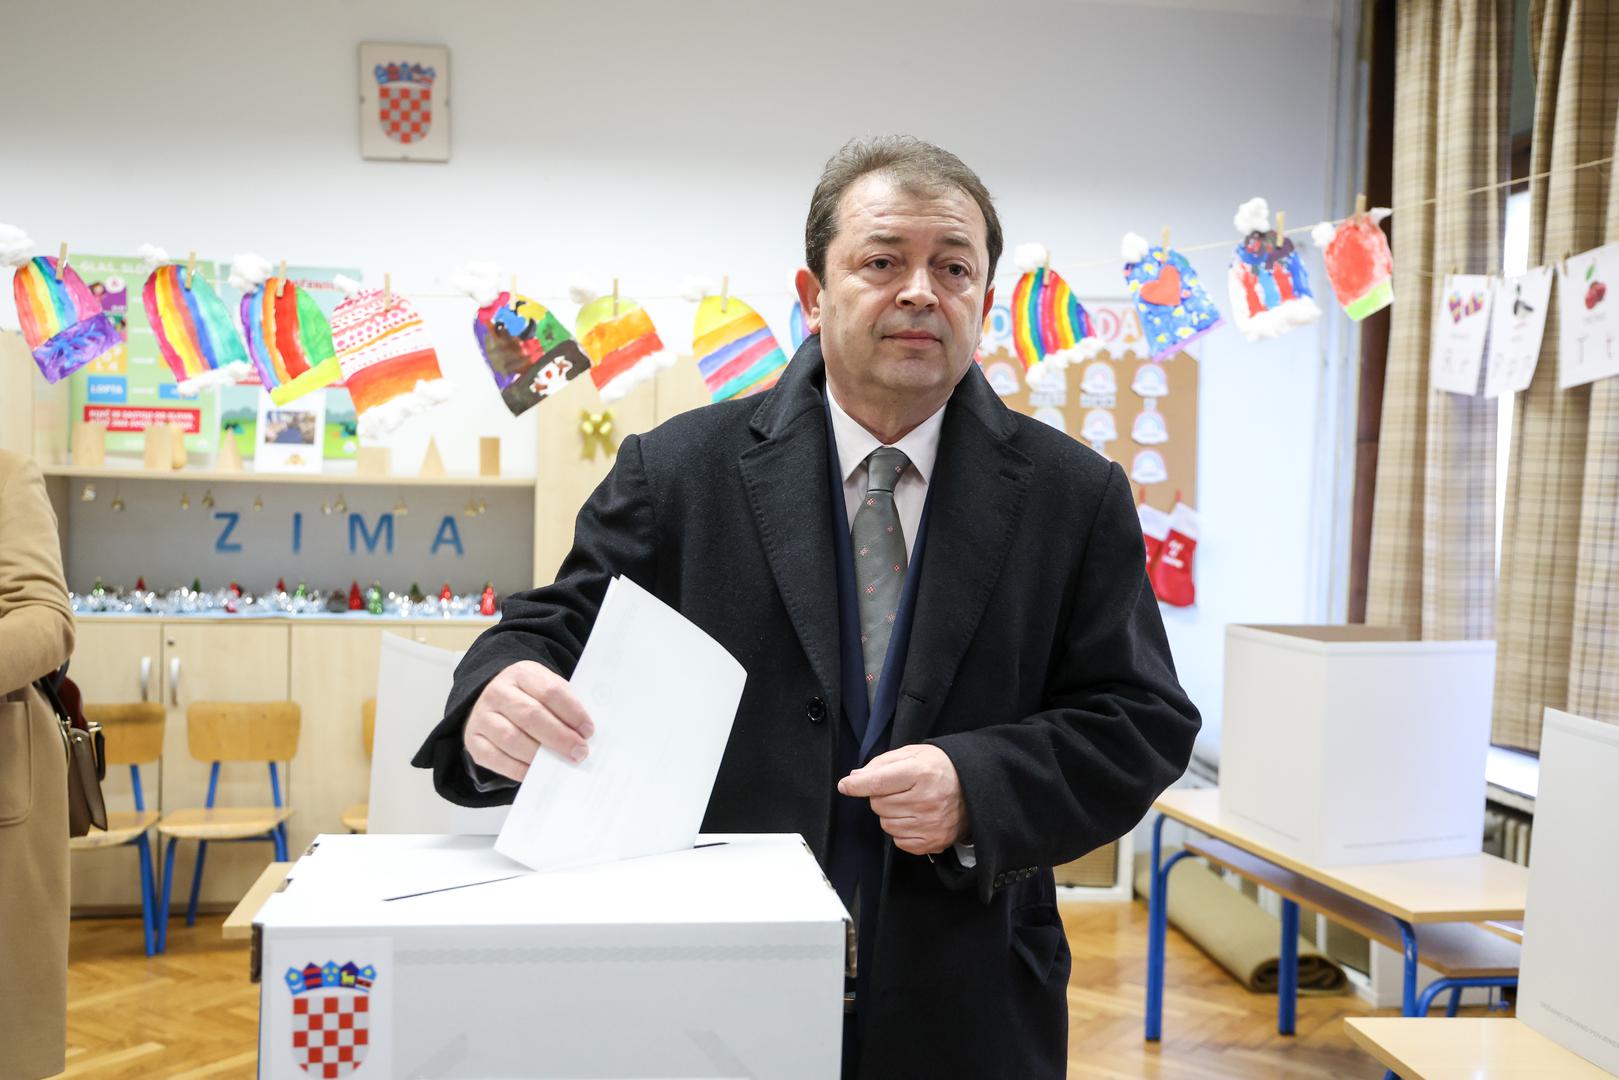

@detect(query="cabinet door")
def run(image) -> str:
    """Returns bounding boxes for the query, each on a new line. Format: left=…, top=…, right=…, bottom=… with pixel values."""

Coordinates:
left=69, top=622, right=164, bottom=913
left=160, top=623, right=291, bottom=910
left=410, top=625, right=487, bottom=652
left=286, top=626, right=386, bottom=855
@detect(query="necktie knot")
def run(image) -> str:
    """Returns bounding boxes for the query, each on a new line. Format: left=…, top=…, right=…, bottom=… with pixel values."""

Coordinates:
left=865, top=446, right=910, bottom=496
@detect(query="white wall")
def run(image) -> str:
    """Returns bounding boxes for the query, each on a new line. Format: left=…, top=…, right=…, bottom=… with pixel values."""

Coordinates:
left=1, top=0, right=1349, bottom=751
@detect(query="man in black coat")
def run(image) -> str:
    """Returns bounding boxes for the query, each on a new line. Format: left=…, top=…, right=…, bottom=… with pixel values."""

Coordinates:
left=415, top=135, right=1200, bottom=1079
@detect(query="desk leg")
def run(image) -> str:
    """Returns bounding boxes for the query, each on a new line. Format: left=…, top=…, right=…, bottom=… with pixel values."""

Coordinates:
left=1396, top=918, right=1419, bottom=1016
left=1277, top=898, right=1299, bottom=1035
left=1144, top=813, right=1192, bottom=1042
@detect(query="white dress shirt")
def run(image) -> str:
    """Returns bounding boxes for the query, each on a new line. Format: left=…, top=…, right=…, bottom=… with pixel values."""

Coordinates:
left=825, top=387, right=976, bottom=868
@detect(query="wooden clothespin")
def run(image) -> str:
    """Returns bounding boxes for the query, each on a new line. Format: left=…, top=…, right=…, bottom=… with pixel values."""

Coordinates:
left=510, top=274, right=517, bottom=297
left=1160, top=227, right=1170, bottom=252
left=1354, top=194, right=1367, bottom=221
left=186, top=251, right=197, bottom=289
left=56, top=242, right=68, bottom=281
left=721, top=274, right=730, bottom=314
left=1274, top=211, right=1286, bottom=245
left=276, top=260, right=287, bottom=298
left=384, top=272, right=392, bottom=301
left=611, top=277, right=619, bottom=318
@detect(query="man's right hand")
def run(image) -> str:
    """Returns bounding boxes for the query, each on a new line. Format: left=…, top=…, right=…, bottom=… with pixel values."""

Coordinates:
left=463, top=661, right=594, bottom=783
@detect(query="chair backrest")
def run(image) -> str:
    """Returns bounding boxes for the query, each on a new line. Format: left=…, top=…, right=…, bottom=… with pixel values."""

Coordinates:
left=186, top=701, right=301, bottom=763
left=83, top=702, right=165, bottom=766
left=362, top=698, right=376, bottom=759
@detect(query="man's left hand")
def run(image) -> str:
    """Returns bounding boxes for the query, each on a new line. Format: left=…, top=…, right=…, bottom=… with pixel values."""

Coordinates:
left=837, top=744, right=968, bottom=856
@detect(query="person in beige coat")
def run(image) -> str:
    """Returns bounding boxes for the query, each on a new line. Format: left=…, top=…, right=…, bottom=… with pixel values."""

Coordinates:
left=0, top=449, right=74, bottom=1079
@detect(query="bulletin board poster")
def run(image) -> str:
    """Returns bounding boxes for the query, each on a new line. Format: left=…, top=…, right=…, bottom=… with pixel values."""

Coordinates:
left=977, top=299, right=1198, bottom=512
left=66, top=254, right=220, bottom=457
left=216, top=263, right=364, bottom=463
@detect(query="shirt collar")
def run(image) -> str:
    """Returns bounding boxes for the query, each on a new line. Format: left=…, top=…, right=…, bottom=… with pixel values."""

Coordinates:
left=825, top=385, right=946, bottom=486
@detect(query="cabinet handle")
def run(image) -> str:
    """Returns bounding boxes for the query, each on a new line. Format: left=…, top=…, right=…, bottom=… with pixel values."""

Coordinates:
left=140, top=657, right=152, bottom=702
left=169, top=657, right=182, bottom=708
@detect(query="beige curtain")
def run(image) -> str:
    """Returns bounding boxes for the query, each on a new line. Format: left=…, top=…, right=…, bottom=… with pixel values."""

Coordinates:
left=1365, top=0, right=1512, bottom=639
left=1493, top=0, right=1619, bottom=750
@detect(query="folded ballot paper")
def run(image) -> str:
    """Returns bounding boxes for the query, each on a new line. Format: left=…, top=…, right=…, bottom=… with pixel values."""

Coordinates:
left=494, top=575, right=747, bottom=872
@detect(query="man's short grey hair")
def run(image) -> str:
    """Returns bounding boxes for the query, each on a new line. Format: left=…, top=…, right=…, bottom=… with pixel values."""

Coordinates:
left=804, top=136, right=1002, bottom=286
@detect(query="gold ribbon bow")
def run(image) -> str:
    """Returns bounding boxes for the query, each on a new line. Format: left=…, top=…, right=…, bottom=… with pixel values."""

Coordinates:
left=578, top=410, right=617, bottom=460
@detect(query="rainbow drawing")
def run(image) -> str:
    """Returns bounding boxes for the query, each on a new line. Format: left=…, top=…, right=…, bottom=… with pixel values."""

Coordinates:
left=239, top=278, right=342, bottom=405
left=12, top=256, right=121, bottom=382
left=142, top=264, right=250, bottom=394
left=1009, top=245, right=1103, bottom=390
left=330, top=287, right=451, bottom=438
left=575, top=289, right=670, bottom=403
left=692, top=295, right=789, bottom=402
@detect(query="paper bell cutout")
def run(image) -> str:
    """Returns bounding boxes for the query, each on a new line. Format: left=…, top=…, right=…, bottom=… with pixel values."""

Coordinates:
left=692, top=294, right=790, bottom=403
left=12, top=256, right=121, bottom=382
left=143, top=264, right=251, bottom=394
left=330, top=287, right=451, bottom=438
left=787, top=300, right=810, bottom=352
left=240, top=277, right=342, bottom=405
left=575, top=285, right=672, bottom=403
left=1011, top=244, right=1103, bottom=389
left=1122, top=234, right=1224, bottom=360
left=1131, top=449, right=1168, bottom=485
left=1227, top=197, right=1322, bottom=341
left=1081, top=409, right=1117, bottom=444
left=1132, top=363, right=1169, bottom=399
left=1313, top=213, right=1394, bottom=321
left=1131, top=410, right=1169, bottom=445
left=473, top=292, right=591, bottom=417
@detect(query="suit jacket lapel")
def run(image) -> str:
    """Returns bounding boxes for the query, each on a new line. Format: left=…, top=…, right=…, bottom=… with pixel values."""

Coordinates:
left=894, top=364, right=1034, bottom=748
left=738, top=339, right=842, bottom=706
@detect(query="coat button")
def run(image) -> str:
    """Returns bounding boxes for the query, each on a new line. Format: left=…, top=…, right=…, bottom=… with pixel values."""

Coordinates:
left=806, top=696, right=827, bottom=724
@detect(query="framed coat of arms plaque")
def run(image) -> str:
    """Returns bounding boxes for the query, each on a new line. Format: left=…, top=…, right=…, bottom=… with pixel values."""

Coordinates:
left=358, top=43, right=449, bottom=162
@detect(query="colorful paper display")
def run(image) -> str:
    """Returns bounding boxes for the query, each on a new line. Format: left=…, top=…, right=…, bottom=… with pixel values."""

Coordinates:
left=1121, top=235, right=1224, bottom=360
left=1312, top=213, right=1394, bottom=321
left=1227, top=198, right=1321, bottom=341
left=142, top=264, right=251, bottom=394
left=240, top=278, right=342, bottom=405
left=1010, top=245, right=1104, bottom=389
left=474, top=291, right=592, bottom=416
left=329, top=287, right=451, bottom=438
left=691, top=295, right=789, bottom=402
left=574, top=290, right=669, bottom=403
left=12, top=256, right=121, bottom=382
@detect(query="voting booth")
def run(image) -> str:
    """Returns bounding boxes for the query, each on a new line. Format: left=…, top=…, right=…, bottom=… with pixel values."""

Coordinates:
left=254, top=833, right=849, bottom=1079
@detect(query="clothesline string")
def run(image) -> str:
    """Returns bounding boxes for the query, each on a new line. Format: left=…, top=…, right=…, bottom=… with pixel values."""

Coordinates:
left=138, top=152, right=1616, bottom=303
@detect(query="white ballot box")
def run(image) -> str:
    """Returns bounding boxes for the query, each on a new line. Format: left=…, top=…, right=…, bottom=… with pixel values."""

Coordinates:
left=1220, top=624, right=1494, bottom=866
left=254, top=833, right=849, bottom=1080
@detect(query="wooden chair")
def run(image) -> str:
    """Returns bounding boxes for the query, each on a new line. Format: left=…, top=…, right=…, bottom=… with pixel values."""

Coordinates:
left=340, top=698, right=376, bottom=833
left=156, top=701, right=298, bottom=952
left=70, top=703, right=164, bottom=956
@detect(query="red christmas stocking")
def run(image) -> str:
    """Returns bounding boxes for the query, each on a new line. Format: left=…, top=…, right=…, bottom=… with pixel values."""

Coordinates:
left=1150, top=501, right=1199, bottom=607
left=1138, top=502, right=1170, bottom=575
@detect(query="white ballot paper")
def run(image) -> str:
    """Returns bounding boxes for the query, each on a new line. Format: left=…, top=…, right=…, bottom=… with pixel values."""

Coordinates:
left=495, top=575, right=747, bottom=872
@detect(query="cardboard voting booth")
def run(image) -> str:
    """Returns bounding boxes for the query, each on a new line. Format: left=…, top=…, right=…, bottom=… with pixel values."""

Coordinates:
left=1220, top=624, right=1494, bottom=866
left=254, top=833, right=849, bottom=1079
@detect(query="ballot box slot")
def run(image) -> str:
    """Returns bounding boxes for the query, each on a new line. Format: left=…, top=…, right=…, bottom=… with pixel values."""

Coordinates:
left=382, top=874, right=525, bottom=902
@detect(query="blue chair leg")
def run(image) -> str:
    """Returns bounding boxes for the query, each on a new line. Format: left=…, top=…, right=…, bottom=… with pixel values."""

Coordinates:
left=135, top=833, right=157, bottom=957
left=1396, top=919, right=1419, bottom=1016
left=273, top=824, right=287, bottom=862
left=158, top=838, right=179, bottom=953
left=186, top=839, right=208, bottom=926
left=1447, top=985, right=1463, bottom=1017
left=1145, top=814, right=1193, bottom=1042
left=1277, top=898, right=1299, bottom=1036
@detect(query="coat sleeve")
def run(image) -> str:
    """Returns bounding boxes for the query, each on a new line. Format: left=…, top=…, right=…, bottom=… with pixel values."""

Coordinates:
left=927, top=460, right=1200, bottom=902
left=0, top=455, right=75, bottom=695
left=412, top=433, right=659, bottom=806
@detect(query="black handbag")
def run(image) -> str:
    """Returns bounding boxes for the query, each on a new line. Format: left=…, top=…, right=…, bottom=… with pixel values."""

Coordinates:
left=34, top=666, right=106, bottom=837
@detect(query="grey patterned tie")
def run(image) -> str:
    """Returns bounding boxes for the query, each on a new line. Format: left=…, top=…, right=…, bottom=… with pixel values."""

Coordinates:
left=851, top=446, right=911, bottom=707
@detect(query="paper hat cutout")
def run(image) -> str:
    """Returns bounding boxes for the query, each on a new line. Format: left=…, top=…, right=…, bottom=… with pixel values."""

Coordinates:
left=1081, top=409, right=1117, bottom=444
left=1131, top=409, right=1169, bottom=445
left=1081, top=363, right=1117, bottom=396
left=12, top=256, right=121, bottom=382
left=1132, top=363, right=1169, bottom=398
left=143, top=264, right=251, bottom=395
left=239, top=277, right=341, bottom=405
left=473, top=292, right=591, bottom=417
left=1228, top=198, right=1322, bottom=341
left=1011, top=244, right=1104, bottom=390
left=692, top=295, right=790, bottom=402
left=1131, top=449, right=1168, bottom=485
left=787, top=301, right=809, bottom=351
left=330, top=288, right=451, bottom=438
left=573, top=283, right=671, bottom=402
left=1313, top=213, right=1394, bottom=321
left=1121, top=234, right=1224, bottom=360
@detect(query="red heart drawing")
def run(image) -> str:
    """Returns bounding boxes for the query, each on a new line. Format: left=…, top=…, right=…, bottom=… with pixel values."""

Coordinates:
left=1139, top=263, right=1183, bottom=307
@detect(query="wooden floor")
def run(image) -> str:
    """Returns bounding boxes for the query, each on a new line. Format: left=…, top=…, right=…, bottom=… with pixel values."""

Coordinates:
left=62, top=900, right=1491, bottom=1078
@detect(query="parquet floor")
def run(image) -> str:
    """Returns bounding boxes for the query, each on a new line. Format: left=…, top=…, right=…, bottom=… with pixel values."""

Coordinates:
left=60, top=901, right=1477, bottom=1078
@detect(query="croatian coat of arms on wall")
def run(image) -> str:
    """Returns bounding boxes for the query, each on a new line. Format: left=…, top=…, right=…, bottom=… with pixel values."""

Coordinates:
left=358, top=43, right=449, bottom=162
